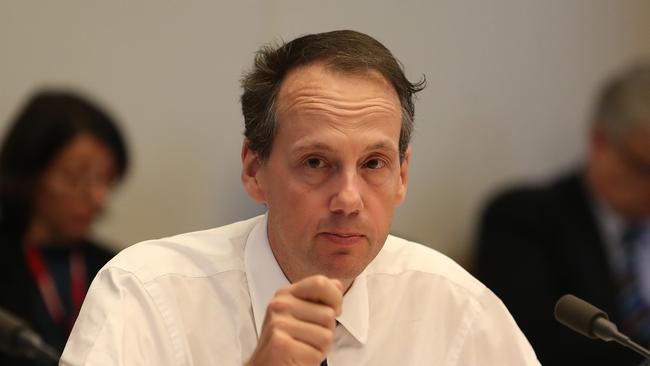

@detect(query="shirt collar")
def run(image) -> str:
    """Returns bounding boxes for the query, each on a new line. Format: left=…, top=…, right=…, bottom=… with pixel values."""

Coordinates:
left=244, top=214, right=289, bottom=339
left=338, top=265, right=369, bottom=344
left=244, top=213, right=369, bottom=344
left=591, top=193, right=650, bottom=241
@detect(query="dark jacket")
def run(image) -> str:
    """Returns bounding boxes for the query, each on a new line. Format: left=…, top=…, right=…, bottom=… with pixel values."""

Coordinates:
left=475, top=171, right=644, bottom=365
left=0, top=232, right=115, bottom=366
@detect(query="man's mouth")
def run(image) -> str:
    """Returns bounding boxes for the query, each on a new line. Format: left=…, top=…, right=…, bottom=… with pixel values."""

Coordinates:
left=320, top=232, right=365, bottom=245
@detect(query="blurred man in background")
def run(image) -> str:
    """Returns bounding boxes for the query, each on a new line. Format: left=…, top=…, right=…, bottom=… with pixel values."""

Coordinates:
left=476, top=62, right=650, bottom=365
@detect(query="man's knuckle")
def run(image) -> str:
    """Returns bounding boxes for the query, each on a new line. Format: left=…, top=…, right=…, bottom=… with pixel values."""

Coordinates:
left=312, top=274, right=329, bottom=287
left=267, top=297, right=290, bottom=313
left=323, top=307, right=336, bottom=322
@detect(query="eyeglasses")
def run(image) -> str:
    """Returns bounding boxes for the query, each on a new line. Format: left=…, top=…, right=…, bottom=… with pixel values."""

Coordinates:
left=48, top=165, right=117, bottom=196
left=617, top=144, right=650, bottom=177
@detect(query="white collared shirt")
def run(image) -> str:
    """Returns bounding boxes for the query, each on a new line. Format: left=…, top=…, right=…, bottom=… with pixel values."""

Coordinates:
left=62, top=215, right=539, bottom=365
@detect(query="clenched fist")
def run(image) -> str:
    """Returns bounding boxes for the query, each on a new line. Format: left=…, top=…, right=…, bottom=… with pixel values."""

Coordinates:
left=245, top=275, right=343, bottom=366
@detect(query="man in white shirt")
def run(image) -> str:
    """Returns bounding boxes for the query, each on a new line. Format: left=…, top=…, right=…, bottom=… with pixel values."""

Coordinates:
left=62, top=30, right=539, bottom=365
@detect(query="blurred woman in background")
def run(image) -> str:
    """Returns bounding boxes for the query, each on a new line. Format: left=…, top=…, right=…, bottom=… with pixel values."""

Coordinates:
left=0, top=90, right=129, bottom=365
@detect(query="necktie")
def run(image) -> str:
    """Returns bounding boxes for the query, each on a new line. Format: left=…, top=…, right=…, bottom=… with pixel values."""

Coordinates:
left=320, top=320, right=340, bottom=365
left=617, top=225, right=650, bottom=346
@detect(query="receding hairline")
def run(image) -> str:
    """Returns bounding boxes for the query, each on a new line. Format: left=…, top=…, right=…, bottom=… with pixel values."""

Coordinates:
left=282, top=61, right=402, bottom=114
left=277, top=61, right=400, bottom=108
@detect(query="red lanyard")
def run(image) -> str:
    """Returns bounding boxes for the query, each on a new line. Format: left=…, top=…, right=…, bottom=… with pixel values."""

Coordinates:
left=24, top=245, right=87, bottom=332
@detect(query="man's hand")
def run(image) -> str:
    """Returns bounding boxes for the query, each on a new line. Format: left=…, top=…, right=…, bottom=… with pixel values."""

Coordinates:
left=245, top=275, right=343, bottom=366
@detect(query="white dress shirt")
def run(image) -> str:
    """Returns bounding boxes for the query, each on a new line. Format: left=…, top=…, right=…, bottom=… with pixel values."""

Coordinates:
left=62, top=215, right=539, bottom=365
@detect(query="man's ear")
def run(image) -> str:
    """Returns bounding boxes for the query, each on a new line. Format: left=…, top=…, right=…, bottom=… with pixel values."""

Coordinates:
left=395, top=145, right=410, bottom=206
left=241, top=139, right=266, bottom=203
left=590, top=127, right=609, bottom=150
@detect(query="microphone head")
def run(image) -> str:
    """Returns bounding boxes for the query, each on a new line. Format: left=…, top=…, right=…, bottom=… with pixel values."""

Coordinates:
left=0, top=307, right=27, bottom=338
left=554, top=294, right=609, bottom=339
left=0, top=307, right=47, bottom=359
left=0, top=307, right=29, bottom=355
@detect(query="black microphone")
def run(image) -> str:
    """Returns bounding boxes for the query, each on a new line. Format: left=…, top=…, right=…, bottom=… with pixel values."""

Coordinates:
left=0, top=307, right=60, bottom=362
left=554, top=294, right=650, bottom=360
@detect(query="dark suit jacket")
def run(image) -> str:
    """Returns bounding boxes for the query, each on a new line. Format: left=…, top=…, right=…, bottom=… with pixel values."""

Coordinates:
left=0, top=233, right=115, bottom=366
left=475, top=171, right=644, bottom=365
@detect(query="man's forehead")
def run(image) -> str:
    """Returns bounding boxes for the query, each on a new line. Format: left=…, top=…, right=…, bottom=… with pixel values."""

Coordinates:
left=278, top=62, right=398, bottom=101
left=275, top=64, right=401, bottom=124
left=271, top=62, right=403, bottom=156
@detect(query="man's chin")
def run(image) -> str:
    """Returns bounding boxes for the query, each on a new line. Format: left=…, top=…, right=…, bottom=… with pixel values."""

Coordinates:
left=317, top=257, right=367, bottom=281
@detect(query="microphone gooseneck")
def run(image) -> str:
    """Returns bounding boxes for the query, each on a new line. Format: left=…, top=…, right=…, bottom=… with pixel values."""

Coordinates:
left=0, top=307, right=61, bottom=363
left=554, top=294, right=650, bottom=360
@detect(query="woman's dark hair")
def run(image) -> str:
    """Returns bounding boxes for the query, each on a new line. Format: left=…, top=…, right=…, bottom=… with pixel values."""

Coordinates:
left=241, top=30, right=426, bottom=162
left=0, top=90, right=129, bottom=239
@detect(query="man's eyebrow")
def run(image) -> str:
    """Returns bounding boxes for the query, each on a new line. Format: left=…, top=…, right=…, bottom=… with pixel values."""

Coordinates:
left=290, top=142, right=335, bottom=154
left=364, top=140, right=398, bottom=152
left=290, top=140, right=398, bottom=155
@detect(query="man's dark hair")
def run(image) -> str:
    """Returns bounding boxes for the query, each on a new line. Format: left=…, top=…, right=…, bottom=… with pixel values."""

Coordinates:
left=241, top=30, right=425, bottom=162
left=0, top=89, right=129, bottom=239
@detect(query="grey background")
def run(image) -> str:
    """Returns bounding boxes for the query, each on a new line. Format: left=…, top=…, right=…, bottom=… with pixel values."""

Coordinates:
left=1, top=1, right=649, bottom=266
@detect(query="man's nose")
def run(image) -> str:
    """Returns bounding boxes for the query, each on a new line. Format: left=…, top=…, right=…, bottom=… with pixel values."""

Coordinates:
left=329, top=169, right=364, bottom=215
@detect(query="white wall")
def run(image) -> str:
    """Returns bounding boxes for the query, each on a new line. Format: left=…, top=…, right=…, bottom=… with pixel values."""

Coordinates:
left=1, top=1, right=649, bottom=266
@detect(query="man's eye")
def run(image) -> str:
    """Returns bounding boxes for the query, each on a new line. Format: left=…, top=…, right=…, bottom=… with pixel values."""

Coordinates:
left=364, top=159, right=386, bottom=169
left=306, top=158, right=325, bottom=168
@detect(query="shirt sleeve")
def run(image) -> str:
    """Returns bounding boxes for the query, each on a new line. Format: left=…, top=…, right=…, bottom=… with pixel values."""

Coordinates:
left=61, top=266, right=184, bottom=366
left=450, top=287, right=541, bottom=366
